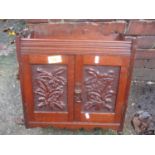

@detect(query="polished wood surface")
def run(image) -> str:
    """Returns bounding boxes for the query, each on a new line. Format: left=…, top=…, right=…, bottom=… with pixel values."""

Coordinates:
left=21, top=54, right=75, bottom=124
left=16, top=27, right=136, bottom=132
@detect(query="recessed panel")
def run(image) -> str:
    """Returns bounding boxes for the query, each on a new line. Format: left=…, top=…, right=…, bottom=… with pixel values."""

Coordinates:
left=82, top=65, right=120, bottom=113
left=31, top=64, right=67, bottom=112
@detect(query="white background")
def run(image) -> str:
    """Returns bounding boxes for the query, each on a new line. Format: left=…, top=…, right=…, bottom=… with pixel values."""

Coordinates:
left=1, top=0, right=155, bottom=19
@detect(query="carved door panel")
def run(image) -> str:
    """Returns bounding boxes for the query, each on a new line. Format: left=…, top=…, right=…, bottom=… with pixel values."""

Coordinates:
left=21, top=54, right=74, bottom=124
left=74, top=55, right=130, bottom=123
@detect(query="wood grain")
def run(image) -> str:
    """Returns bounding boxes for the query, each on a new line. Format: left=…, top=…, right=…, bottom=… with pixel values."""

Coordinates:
left=16, top=26, right=135, bottom=132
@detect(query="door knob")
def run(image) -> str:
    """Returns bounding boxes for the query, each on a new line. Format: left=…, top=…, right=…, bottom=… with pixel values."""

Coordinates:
left=74, top=82, right=82, bottom=103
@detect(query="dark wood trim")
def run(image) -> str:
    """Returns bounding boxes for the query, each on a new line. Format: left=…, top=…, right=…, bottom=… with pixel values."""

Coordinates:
left=74, top=55, right=83, bottom=121
left=119, top=38, right=137, bottom=131
left=16, top=37, right=29, bottom=127
left=28, top=121, right=120, bottom=130
left=114, top=66, right=128, bottom=123
left=20, top=39, right=131, bottom=55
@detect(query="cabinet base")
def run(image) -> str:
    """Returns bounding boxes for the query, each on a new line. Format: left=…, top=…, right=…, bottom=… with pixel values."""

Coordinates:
left=27, top=121, right=121, bottom=131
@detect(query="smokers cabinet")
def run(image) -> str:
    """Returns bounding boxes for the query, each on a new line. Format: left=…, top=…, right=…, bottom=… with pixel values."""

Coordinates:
left=16, top=24, right=136, bottom=132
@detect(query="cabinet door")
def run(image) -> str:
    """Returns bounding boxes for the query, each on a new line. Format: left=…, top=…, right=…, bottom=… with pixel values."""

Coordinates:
left=74, top=55, right=130, bottom=123
left=21, top=54, right=74, bottom=125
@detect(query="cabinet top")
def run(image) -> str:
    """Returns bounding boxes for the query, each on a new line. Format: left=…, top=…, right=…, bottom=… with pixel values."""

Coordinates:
left=18, top=38, right=132, bottom=56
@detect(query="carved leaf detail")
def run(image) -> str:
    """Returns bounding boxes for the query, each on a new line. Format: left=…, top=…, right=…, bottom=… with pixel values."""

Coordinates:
left=84, top=67, right=117, bottom=112
left=54, top=68, right=65, bottom=75
left=34, top=67, right=66, bottom=111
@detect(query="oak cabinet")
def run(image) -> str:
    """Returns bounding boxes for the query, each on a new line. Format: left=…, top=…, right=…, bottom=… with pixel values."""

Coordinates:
left=16, top=31, right=136, bottom=132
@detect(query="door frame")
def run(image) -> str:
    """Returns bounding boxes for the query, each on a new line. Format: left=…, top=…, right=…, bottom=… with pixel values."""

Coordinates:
left=21, top=54, right=75, bottom=126
left=74, top=54, right=130, bottom=123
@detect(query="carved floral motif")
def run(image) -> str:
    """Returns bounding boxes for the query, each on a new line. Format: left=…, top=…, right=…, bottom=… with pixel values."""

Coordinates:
left=84, top=67, right=117, bottom=112
left=34, top=67, right=66, bottom=111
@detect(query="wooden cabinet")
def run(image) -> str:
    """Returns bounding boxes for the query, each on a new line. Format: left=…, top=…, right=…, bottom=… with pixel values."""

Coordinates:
left=16, top=32, right=136, bottom=132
